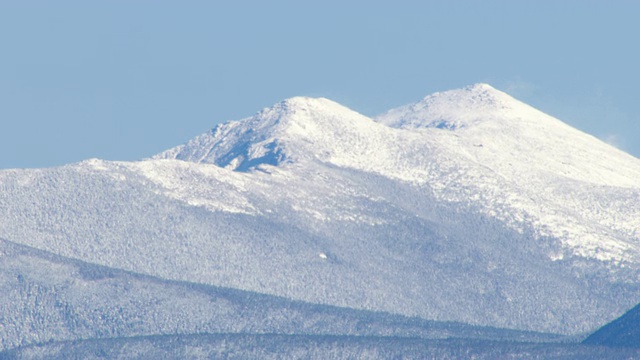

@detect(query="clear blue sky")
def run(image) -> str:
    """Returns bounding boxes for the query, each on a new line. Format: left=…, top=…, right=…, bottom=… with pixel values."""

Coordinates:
left=1, top=1, right=638, bottom=168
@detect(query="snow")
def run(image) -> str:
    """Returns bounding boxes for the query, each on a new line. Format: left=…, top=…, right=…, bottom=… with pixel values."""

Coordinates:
left=375, top=84, right=640, bottom=262
left=0, top=84, right=639, bottom=339
left=156, top=83, right=640, bottom=262
left=0, top=238, right=570, bottom=353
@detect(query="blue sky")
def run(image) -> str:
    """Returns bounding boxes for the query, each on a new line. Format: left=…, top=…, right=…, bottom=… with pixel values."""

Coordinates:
left=1, top=1, right=638, bottom=168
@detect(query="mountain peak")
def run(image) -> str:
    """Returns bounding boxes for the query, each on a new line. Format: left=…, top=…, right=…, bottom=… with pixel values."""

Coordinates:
left=268, top=96, right=335, bottom=116
left=153, top=95, right=376, bottom=171
left=458, top=82, right=513, bottom=107
left=375, top=83, right=523, bottom=130
left=465, top=82, right=497, bottom=91
left=278, top=96, right=333, bottom=108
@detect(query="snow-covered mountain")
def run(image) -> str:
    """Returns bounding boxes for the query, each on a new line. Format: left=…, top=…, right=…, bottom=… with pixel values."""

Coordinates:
left=377, top=84, right=640, bottom=262
left=1, top=84, right=639, bottom=348
left=155, top=84, right=640, bottom=263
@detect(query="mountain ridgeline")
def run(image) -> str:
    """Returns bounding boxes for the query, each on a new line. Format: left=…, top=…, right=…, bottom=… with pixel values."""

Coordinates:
left=1, top=84, right=639, bottom=355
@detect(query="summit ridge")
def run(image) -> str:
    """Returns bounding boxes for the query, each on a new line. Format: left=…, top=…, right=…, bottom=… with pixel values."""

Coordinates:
left=376, top=83, right=536, bottom=130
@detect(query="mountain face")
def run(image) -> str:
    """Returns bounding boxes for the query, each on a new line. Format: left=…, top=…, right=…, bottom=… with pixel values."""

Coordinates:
left=1, top=84, right=639, bottom=344
left=377, top=84, right=640, bottom=262
left=156, top=84, right=640, bottom=263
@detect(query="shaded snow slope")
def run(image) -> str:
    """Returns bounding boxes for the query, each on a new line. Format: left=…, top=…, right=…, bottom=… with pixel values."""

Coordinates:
left=583, top=302, right=640, bottom=347
left=1, top=84, right=639, bottom=336
left=0, top=238, right=560, bottom=352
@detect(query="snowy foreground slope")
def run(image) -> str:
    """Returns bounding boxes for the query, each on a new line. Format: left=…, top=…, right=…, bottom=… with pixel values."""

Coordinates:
left=0, top=238, right=560, bottom=352
left=1, top=84, right=639, bottom=345
left=4, top=242, right=635, bottom=360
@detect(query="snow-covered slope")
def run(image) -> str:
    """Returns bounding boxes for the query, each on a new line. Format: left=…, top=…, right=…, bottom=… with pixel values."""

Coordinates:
left=377, top=84, right=640, bottom=262
left=0, top=84, right=639, bottom=338
left=3, top=238, right=559, bottom=352
left=156, top=85, right=640, bottom=263
left=153, top=96, right=406, bottom=179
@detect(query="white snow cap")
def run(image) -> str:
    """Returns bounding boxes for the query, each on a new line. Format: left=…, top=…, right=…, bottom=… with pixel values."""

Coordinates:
left=376, top=83, right=525, bottom=130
